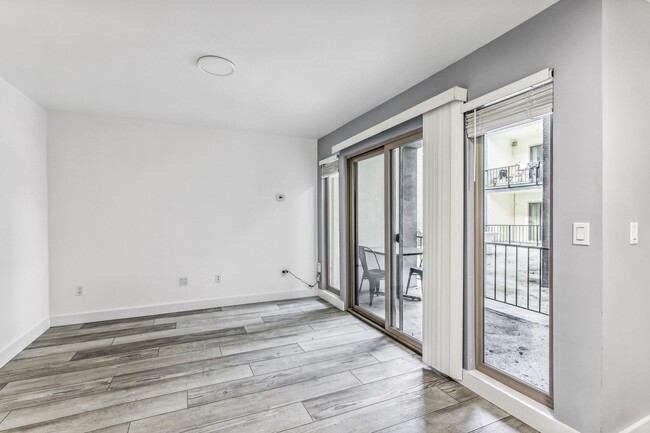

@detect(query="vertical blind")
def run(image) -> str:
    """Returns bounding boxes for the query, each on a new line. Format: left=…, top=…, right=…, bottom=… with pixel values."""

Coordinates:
left=422, top=100, right=465, bottom=381
left=465, top=82, right=554, bottom=138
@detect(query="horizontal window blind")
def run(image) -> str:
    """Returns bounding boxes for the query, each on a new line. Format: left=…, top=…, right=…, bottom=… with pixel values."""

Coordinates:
left=465, top=82, right=553, bottom=138
left=320, top=159, right=339, bottom=178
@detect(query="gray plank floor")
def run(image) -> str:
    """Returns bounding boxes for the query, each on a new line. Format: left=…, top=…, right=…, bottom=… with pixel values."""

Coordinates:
left=0, top=297, right=537, bottom=433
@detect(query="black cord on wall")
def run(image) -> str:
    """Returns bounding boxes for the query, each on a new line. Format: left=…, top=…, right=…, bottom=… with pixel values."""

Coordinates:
left=282, top=270, right=318, bottom=288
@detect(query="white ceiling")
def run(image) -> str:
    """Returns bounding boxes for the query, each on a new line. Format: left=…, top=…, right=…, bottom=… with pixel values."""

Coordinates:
left=0, top=0, right=558, bottom=139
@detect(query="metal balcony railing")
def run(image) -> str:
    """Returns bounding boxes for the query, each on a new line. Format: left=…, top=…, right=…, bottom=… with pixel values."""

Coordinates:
left=485, top=224, right=543, bottom=246
left=485, top=243, right=549, bottom=315
left=485, top=162, right=542, bottom=189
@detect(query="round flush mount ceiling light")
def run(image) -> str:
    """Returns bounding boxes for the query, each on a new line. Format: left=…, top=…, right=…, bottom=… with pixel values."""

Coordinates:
left=197, top=55, right=236, bottom=77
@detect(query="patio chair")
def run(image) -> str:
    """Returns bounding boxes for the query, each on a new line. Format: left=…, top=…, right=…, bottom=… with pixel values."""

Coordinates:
left=358, top=245, right=385, bottom=306
left=405, top=256, right=422, bottom=301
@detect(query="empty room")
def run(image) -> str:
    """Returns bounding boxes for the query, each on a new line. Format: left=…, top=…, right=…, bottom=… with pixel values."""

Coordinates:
left=0, top=1, right=649, bottom=432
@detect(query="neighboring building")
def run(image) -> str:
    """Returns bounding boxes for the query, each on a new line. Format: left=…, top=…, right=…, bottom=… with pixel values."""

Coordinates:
left=483, top=117, right=551, bottom=314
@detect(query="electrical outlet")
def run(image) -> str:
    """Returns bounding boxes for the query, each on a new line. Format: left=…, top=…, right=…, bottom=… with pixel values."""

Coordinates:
left=178, top=277, right=189, bottom=286
left=281, top=269, right=289, bottom=276
left=76, top=286, right=83, bottom=296
left=215, top=274, right=221, bottom=283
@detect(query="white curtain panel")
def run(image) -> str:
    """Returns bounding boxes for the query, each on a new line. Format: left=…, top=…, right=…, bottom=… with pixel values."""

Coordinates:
left=422, top=100, right=464, bottom=380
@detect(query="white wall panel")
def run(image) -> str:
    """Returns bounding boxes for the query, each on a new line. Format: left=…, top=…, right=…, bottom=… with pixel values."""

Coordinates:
left=47, top=112, right=317, bottom=320
left=0, top=76, right=50, bottom=366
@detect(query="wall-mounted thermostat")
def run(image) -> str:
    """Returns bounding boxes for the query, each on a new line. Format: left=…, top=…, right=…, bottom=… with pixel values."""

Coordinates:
left=275, top=193, right=285, bottom=201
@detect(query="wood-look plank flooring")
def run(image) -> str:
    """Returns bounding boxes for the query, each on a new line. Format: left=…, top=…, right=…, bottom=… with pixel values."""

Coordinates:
left=0, top=297, right=537, bottom=432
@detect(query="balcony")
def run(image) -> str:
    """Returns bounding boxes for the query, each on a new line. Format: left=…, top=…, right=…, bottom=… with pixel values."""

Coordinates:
left=485, top=224, right=543, bottom=247
left=484, top=224, right=549, bottom=316
left=485, top=162, right=542, bottom=190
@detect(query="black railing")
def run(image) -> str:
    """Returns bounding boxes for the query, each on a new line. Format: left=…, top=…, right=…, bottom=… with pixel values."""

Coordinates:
left=485, top=162, right=542, bottom=189
left=484, top=242, right=549, bottom=315
left=485, top=224, right=542, bottom=246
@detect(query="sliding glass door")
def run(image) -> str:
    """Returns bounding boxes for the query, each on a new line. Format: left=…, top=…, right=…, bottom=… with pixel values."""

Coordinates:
left=389, top=139, right=424, bottom=342
left=474, top=114, right=553, bottom=406
left=349, top=131, right=423, bottom=349
left=351, top=148, right=386, bottom=321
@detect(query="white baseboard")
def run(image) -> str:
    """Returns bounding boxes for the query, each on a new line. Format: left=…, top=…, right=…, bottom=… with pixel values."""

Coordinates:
left=318, top=289, right=344, bottom=311
left=459, top=369, right=579, bottom=433
left=50, top=288, right=318, bottom=326
left=0, top=317, right=51, bottom=368
left=620, top=414, right=650, bottom=433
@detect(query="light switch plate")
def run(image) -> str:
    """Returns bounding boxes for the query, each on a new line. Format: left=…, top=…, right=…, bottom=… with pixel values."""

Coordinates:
left=573, top=222, right=590, bottom=246
left=630, top=222, right=639, bottom=245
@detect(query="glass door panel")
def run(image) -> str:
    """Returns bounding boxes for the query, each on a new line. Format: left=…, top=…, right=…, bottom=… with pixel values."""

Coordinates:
left=353, top=151, right=386, bottom=321
left=389, top=139, right=424, bottom=342
left=479, top=116, right=551, bottom=398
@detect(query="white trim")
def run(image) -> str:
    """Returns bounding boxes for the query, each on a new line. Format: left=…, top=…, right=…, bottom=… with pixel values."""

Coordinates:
left=319, top=155, right=338, bottom=165
left=619, top=414, right=650, bottom=433
left=459, top=369, right=579, bottom=433
left=318, top=289, right=344, bottom=311
left=0, top=317, right=51, bottom=368
left=462, top=68, right=553, bottom=113
left=50, top=289, right=318, bottom=326
left=331, top=87, right=468, bottom=154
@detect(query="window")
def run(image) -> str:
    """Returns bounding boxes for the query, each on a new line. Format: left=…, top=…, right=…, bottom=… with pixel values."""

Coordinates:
left=530, top=145, right=542, bottom=163
left=528, top=202, right=542, bottom=243
left=467, top=81, right=553, bottom=407
left=326, top=174, right=340, bottom=293
left=321, top=158, right=340, bottom=294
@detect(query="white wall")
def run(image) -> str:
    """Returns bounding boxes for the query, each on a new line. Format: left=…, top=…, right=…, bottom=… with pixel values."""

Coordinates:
left=0, top=76, right=50, bottom=365
left=485, top=135, right=514, bottom=170
left=486, top=122, right=542, bottom=170
left=486, top=191, right=542, bottom=227
left=511, top=141, right=541, bottom=167
left=47, top=112, right=317, bottom=321
left=513, top=190, right=543, bottom=226
left=486, top=193, right=515, bottom=225
left=602, top=0, right=650, bottom=431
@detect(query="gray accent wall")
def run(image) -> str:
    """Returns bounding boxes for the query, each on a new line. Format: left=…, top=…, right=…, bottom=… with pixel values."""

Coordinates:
left=318, top=1, right=604, bottom=431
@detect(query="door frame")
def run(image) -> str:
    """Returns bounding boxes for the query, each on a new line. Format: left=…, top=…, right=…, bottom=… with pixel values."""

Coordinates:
left=346, top=129, right=423, bottom=352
